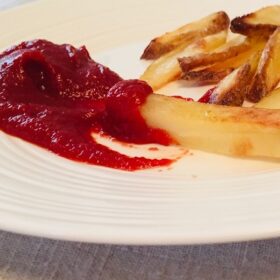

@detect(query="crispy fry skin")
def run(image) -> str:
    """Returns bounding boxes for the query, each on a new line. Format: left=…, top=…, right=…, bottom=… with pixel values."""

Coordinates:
left=247, top=28, right=280, bottom=102
left=255, top=88, right=280, bottom=109
left=209, top=64, right=251, bottom=106
left=208, top=52, right=260, bottom=106
left=231, top=5, right=280, bottom=36
left=181, top=67, right=232, bottom=85
left=178, top=35, right=249, bottom=72
left=140, top=31, right=227, bottom=90
left=141, top=11, right=229, bottom=60
left=180, top=38, right=265, bottom=85
left=137, top=7, right=280, bottom=161
left=141, top=94, right=280, bottom=159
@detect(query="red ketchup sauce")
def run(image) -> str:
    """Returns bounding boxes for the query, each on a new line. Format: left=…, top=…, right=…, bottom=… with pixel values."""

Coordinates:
left=0, top=40, right=173, bottom=171
left=198, top=87, right=216, bottom=103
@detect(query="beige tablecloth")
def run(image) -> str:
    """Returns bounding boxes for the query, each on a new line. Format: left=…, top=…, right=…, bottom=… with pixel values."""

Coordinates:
left=1, top=1, right=280, bottom=279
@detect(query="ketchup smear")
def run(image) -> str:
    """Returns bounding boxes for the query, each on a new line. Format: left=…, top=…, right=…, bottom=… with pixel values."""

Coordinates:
left=0, top=40, right=173, bottom=171
left=198, top=87, right=216, bottom=103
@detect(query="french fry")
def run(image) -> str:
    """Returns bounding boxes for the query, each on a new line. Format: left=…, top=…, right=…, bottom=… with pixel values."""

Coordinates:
left=138, top=7, right=280, bottom=160
left=141, top=94, right=280, bottom=159
left=208, top=51, right=260, bottom=106
left=255, top=87, right=280, bottom=109
left=181, top=67, right=232, bottom=85
left=179, top=35, right=266, bottom=72
left=180, top=37, right=265, bottom=85
left=140, top=31, right=227, bottom=90
left=141, top=11, right=229, bottom=60
left=208, top=64, right=250, bottom=106
left=178, top=35, right=249, bottom=72
left=231, top=5, right=280, bottom=36
left=247, top=27, right=280, bottom=102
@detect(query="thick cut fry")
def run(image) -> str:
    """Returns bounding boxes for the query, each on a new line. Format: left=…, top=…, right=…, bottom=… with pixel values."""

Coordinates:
left=141, top=11, right=229, bottom=60
left=181, top=39, right=264, bottom=85
left=231, top=5, right=280, bottom=36
left=140, top=31, right=227, bottom=90
left=181, top=67, right=232, bottom=85
left=178, top=35, right=249, bottom=72
left=208, top=64, right=250, bottom=106
left=255, top=87, right=280, bottom=109
left=208, top=52, right=260, bottom=106
left=141, top=94, right=280, bottom=159
left=247, top=28, right=280, bottom=102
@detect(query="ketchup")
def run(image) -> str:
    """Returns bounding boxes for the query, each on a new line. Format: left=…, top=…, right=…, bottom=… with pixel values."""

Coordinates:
left=198, top=87, right=216, bottom=103
left=0, top=40, right=172, bottom=171
left=104, top=80, right=172, bottom=145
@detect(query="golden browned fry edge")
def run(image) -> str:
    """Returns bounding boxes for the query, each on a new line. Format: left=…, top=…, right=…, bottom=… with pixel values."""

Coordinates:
left=181, top=67, right=232, bottom=85
left=141, top=94, right=280, bottom=159
left=178, top=35, right=250, bottom=72
left=140, top=31, right=227, bottom=90
left=247, top=27, right=280, bottom=102
left=209, top=51, right=260, bottom=106
left=180, top=40, right=265, bottom=86
left=231, top=5, right=280, bottom=36
left=209, top=64, right=250, bottom=106
left=141, top=11, right=229, bottom=60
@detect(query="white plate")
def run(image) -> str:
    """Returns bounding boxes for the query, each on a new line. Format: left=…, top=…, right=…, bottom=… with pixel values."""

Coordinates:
left=0, top=0, right=280, bottom=245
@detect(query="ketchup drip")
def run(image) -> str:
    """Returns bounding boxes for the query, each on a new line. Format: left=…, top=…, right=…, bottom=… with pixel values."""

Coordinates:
left=0, top=40, right=172, bottom=171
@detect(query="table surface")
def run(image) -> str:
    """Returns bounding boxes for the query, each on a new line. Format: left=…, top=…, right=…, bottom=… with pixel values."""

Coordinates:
left=1, top=1, right=280, bottom=279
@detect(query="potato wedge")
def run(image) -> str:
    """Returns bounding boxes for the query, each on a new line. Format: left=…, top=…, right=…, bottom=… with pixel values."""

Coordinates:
left=141, top=11, right=229, bottom=60
left=208, top=64, right=251, bottom=106
left=231, top=5, right=280, bottom=36
left=255, top=87, right=280, bottom=109
left=181, top=39, right=264, bottom=85
left=247, top=27, right=280, bottom=102
left=178, top=35, right=249, bottom=72
left=140, top=31, right=227, bottom=90
left=181, top=67, right=232, bottom=85
left=208, top=51, right=260, bottom=106
left=141, top=94, right=280, bottom=159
